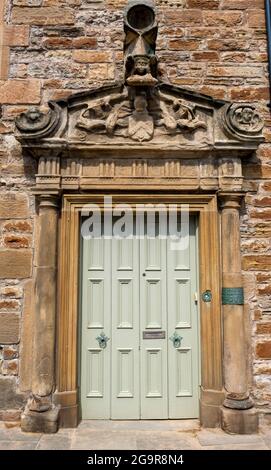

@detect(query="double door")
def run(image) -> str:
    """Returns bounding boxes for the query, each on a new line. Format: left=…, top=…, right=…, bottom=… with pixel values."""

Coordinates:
left=80, top=215, right=200, bottom=419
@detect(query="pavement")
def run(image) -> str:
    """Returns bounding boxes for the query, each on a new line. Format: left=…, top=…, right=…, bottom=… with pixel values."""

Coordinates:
left=0, top=419, right=270, bottom=450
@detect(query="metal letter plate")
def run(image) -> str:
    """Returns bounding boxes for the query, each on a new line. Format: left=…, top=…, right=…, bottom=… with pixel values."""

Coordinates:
left=143, top=331, right=166, bottom=339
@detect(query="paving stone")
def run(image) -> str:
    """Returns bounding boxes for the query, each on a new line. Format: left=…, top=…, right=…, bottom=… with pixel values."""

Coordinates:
left=0, top=440, right=38, bottom=450
left=197, top=429, right=264, bottom=446
left=72, top=430, right=137, bottom=450
left=202, top=442, right=269, bottom=450
left=78, top=419, right=200, bottom=432
left=0, top=424, right=41, bottom=442
left=37, top=435, right=72, bottom=450
left=136, top=432, right=199, bottom=450
left=262, top=430, right=271, bottom=449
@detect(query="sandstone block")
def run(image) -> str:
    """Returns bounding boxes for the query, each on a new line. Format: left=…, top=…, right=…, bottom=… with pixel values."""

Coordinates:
left=1, top=359, right=19, bottom=376
left=256, top=323, right=271, bottom=334
left=221, top=0, right=264, bottom=8
left=88, top=64, right=115, bottom=81
left=0, top=249, right=32, bottom=278
left=3, top=346, right=18, bottom=360
left=242, top=255, right=271, bottom=271
left=256, top=342, right=271, bottom=359
left=1, top=25, right=30, bottom=47
left=0, top=377, right=26, bottom=409
left=199, top=85, right=226, bottom=99
left=43, top=37, right=73, bottom=49
left=0, top=287, right=23, bottom=299
left=73, top=50, right=112, bottom=63
left=168, top=40, right=200, bottom=51
left=12, top=7, right=75, bottom=25
left=192, top=51, right=219, bottom=61
left=207, top=65, right=263, bottom=78
left=207, top=39, right=248, bottom=51
left=0, top=193, right=29, bottom=219
left=187, top=0, right=219, bottom=8
left=0, top=80, right=41, bottom=104
left=250, top=209, right=271, bottom=220
left=221, top=407, right=259, bottom=434
left=13, top=0, right=42, bottom=5
left=21, top=405, right=60, bottom=433
left=3, top=235, right=30, bottom=249
left=3, top=220, right=32, bottom=233
left=0, top=313, right=20, bottom=344
left=230, top=87, right=269, bottom=101
left=247, top=10, right=266, bottom=28
left=72, top=37, right=97, bottom=49
left=163, top=10, right=203, bottom=25
left=0, top=299, right=20, bottom=311
left=203, top=11, right=243, bottom=26
left=253, top=196, right=271, bottom=206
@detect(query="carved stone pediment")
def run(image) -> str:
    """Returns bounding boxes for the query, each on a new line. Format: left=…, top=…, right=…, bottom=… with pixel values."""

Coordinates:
left=15, top=81, right=264, bottom=157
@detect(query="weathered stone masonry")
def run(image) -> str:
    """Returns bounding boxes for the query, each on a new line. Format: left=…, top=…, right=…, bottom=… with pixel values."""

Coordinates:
left=0, top=0, right=271, bottom=428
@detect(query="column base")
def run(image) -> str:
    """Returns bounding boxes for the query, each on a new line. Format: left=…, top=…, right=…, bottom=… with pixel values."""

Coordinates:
left=221, top=406, right=259, bottom=434
left=21, top=403, right=60, bottom=433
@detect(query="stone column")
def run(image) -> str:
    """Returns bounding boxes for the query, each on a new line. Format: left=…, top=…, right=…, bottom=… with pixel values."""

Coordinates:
left=21, top=194, right=60, bottom=433
left=219, top=193, right=258, bottom=434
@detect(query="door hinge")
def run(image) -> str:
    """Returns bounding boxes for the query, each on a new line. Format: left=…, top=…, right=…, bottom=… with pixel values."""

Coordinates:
left=194, top=292, right=198, bottom=304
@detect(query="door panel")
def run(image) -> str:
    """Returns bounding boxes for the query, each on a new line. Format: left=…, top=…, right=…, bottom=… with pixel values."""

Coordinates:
left=111, top=235, right=140, bottom=419
left=167, top=216, right=200, bottom=418
left=81, top=234, right=111, bottom=419
left=140, top=216, right=168, bottom=419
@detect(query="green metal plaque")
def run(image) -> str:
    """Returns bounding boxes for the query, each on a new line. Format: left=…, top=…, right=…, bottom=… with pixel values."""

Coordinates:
left=222, top=287, right=244, bottom=305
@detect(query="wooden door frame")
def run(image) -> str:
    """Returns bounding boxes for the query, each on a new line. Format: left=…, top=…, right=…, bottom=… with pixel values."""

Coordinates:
left=54, top=193, right=223, bottom=427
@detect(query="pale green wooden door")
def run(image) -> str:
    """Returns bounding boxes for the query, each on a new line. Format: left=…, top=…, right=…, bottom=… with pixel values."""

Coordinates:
left=80, top=214, right=199, bottom=419
left=167, top=216, right=200, bottom=418
left=140, top=214, right=168, bottom=418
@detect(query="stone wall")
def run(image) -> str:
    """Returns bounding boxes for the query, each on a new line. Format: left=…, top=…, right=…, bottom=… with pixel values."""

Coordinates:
left=0, top=0, right=270, bottom=422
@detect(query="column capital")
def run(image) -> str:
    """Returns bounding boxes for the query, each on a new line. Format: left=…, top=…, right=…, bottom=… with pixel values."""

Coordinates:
left=36, top=193, right=60, bottom=209
left=218, top=192, right=245, bottom=210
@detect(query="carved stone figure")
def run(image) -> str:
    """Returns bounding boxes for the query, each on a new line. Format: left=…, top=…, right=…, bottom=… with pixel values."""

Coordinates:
left=124, top=0, right=158, bottom=87
left=126, top=55, right=158, bottom=86
left=128, top=93, right=154, bottom=141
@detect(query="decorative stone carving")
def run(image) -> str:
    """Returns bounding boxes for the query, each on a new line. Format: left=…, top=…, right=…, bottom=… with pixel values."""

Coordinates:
left=15, top=102, right=61, bottom=140
left=124, top=0, right=158, bottom=87
left=221, top=103, right=264, bottom=142
left=76, top=87, right=207, bottom=141
left=128, top=93, right=154, bottom=141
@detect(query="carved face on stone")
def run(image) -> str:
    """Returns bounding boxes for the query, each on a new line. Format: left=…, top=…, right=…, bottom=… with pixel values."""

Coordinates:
left=134, top=56, right=150, bottom=76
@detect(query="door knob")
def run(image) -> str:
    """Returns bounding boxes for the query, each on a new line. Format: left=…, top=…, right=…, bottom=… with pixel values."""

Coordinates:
left=169, top=331, right=183, bottom=348
left=96, top=331, right=110, bottom=349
